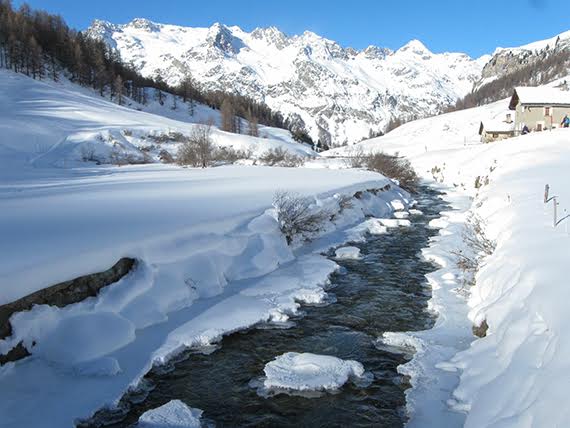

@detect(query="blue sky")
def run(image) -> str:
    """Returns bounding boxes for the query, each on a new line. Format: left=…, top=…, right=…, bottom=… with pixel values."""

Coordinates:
left=13, top=0, right=570, bottom=57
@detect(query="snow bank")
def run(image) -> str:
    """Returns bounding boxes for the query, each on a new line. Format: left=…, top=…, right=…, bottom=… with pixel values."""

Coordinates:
left=0, top=156, right=410, bottom=427
left=137, top=400, right=202, bottom=428
left=334, top=246, right=361, bottom=260
left=328, top=89, right=570, bottom=427
left=261, top=352, right=365, bottom=392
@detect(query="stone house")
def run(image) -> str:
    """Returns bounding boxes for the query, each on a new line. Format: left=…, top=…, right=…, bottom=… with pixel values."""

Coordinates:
left=509, top=86, right=570, bottom=133
left=479, top=113, right=515, bottom=143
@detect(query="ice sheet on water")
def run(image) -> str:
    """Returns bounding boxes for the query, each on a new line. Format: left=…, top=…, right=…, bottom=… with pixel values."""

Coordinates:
left=259, top=352, right=366, bottom=394
left=334, top=246, right=361, bottom=260
left=137, top=400, right=202, bottom=428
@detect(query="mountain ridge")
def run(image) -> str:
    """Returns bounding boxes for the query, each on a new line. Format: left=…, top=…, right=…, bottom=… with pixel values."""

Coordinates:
left=86, top=18, right=486, bottom=146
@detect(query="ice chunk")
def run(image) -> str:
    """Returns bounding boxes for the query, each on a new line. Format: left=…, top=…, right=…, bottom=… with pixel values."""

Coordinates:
left=262, top=352, right=365, bottom=392
left=137, top=400, right=202, bottom=428
left=394, top=211, right=410, bottom=219
left=390, top=200, right=406, bottom=211
left=334, top=246, right=361, bottom=260
left=379, top=218, right=412, bottom=228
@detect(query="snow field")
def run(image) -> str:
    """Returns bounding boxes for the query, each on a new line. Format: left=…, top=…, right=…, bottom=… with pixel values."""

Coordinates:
left=0, top=70, right=314, bottom=178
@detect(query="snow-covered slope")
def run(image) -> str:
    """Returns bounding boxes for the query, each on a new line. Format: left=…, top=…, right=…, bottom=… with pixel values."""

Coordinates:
left=327, top=93, right=570, bottom=427
left=86, top=18, right=487, bottom=146
left=0, top=70, right=313, bottom=176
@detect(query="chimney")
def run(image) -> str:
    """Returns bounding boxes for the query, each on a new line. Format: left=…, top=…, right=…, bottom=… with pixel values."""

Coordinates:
left=506, top=113, right=513, bottom=123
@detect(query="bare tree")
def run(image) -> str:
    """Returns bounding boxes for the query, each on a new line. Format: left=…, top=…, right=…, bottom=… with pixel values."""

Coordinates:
left=177, top=123, right=214, bottom=168
left=246, top=108, right=259, bottom=137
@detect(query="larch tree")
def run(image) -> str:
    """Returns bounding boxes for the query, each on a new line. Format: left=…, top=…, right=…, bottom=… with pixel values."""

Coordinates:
left=221, top=98, right=236, bottom=133
left=113, top=74, right=123, bottom=106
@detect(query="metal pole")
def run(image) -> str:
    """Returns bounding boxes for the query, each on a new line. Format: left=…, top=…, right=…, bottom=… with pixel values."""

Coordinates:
left=544, top=184, right=550, bottom=203
left=553, top=197, right=558, bottom=227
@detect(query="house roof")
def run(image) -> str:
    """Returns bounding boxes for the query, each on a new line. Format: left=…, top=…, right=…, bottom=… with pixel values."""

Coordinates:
left=509, top=86, right=570, bottom=110
left=479, top=119, right=515, bottom=135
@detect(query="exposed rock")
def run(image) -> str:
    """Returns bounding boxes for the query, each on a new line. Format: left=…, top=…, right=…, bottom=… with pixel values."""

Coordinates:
left=473, top=319, right=489, bottom=338
left=0, top=258, right=136, bottom=364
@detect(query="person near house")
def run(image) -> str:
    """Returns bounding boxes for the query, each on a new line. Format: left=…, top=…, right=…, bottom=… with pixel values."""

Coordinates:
left=522, top=124, right=530, bottom=135
left=561, top=115, right=570, bottom=128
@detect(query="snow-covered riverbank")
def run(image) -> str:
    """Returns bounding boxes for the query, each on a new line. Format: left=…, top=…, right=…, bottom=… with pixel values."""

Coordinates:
left=328, top=93, right=570, bottom=427
left=0, top=161, right=413, bottom=427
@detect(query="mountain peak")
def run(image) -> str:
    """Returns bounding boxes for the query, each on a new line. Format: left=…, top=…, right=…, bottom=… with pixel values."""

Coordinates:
left=398, top=39, right=431, bottom=55
left=362, top=45, right=391, bottom=59
left=126, top=18, right=161, bottom=32
left=250, top=26, right=290, bottom=49
left=207, top=23, right=244, bottom=55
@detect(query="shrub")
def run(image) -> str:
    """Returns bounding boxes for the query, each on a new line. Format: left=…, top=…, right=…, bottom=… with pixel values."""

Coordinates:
left=215, top=146, right=252, bottom=164
left=177, top=124, right=215, bottom=167
left=364, top=152, right=420, bottom=193
left=260, top=147, right=305, bottom=167
left=452, top=213, right=496, bottom=288
left=159, top=149, right=175, bottom=163
left=343, top=147, right=368, bottom=168
left=273, top=191, right=331, bottom=244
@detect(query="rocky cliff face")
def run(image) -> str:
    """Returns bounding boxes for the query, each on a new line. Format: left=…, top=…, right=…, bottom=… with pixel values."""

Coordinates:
left=87, top=19, right=486, bottom=146
left=476, top=30, right=570, bottom=89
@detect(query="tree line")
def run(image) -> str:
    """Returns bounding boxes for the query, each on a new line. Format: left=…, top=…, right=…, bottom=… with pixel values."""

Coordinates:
left=0, top=0, right=314, bottom=144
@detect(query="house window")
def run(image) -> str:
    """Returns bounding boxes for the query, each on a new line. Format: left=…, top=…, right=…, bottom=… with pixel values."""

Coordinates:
left=545, top=107, right=552, bottom=116
left=537, top=123, right=543, bottom=131
left=492, top=133, right=499, bottom=138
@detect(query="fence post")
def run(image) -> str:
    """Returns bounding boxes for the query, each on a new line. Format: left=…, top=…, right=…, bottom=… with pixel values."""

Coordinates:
left=553, top=196, right=558, bottom=228
left=544, top=184, right=550, bottom=203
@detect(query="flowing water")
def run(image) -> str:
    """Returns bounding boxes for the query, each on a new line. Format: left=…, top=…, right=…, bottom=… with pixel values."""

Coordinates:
left=86, top=187, right=448, bottom=428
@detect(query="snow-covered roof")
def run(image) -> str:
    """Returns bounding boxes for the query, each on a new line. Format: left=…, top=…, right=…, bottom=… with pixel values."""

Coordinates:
left=479, top=118, right=515, bottom=134
left=509, top=87, right=570, bottom=109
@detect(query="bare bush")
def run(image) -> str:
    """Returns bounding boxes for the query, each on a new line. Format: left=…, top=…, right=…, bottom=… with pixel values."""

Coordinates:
left=260, top=147, right=305, bottom=167
left=177, top=124, right=214, bottom=167
left=343, top=147, right=368, bottom=168
left=159, top=149, right=175, bottom=163
left=149, top=131, right=187, bottom=144
left=452, top=213, right=497, bottom=287
left=215, top=146, right=252, bottom=164
left=364, top=152, right=420, bottom=193
left=273, top=191, right=331, bottom=244
left=80, top=145, right=98, bottom=163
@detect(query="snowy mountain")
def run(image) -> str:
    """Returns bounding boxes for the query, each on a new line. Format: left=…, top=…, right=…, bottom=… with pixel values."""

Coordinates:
left=476, top=29, right=570, bottom=88
left=86, top=18, right=488, bottom=146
